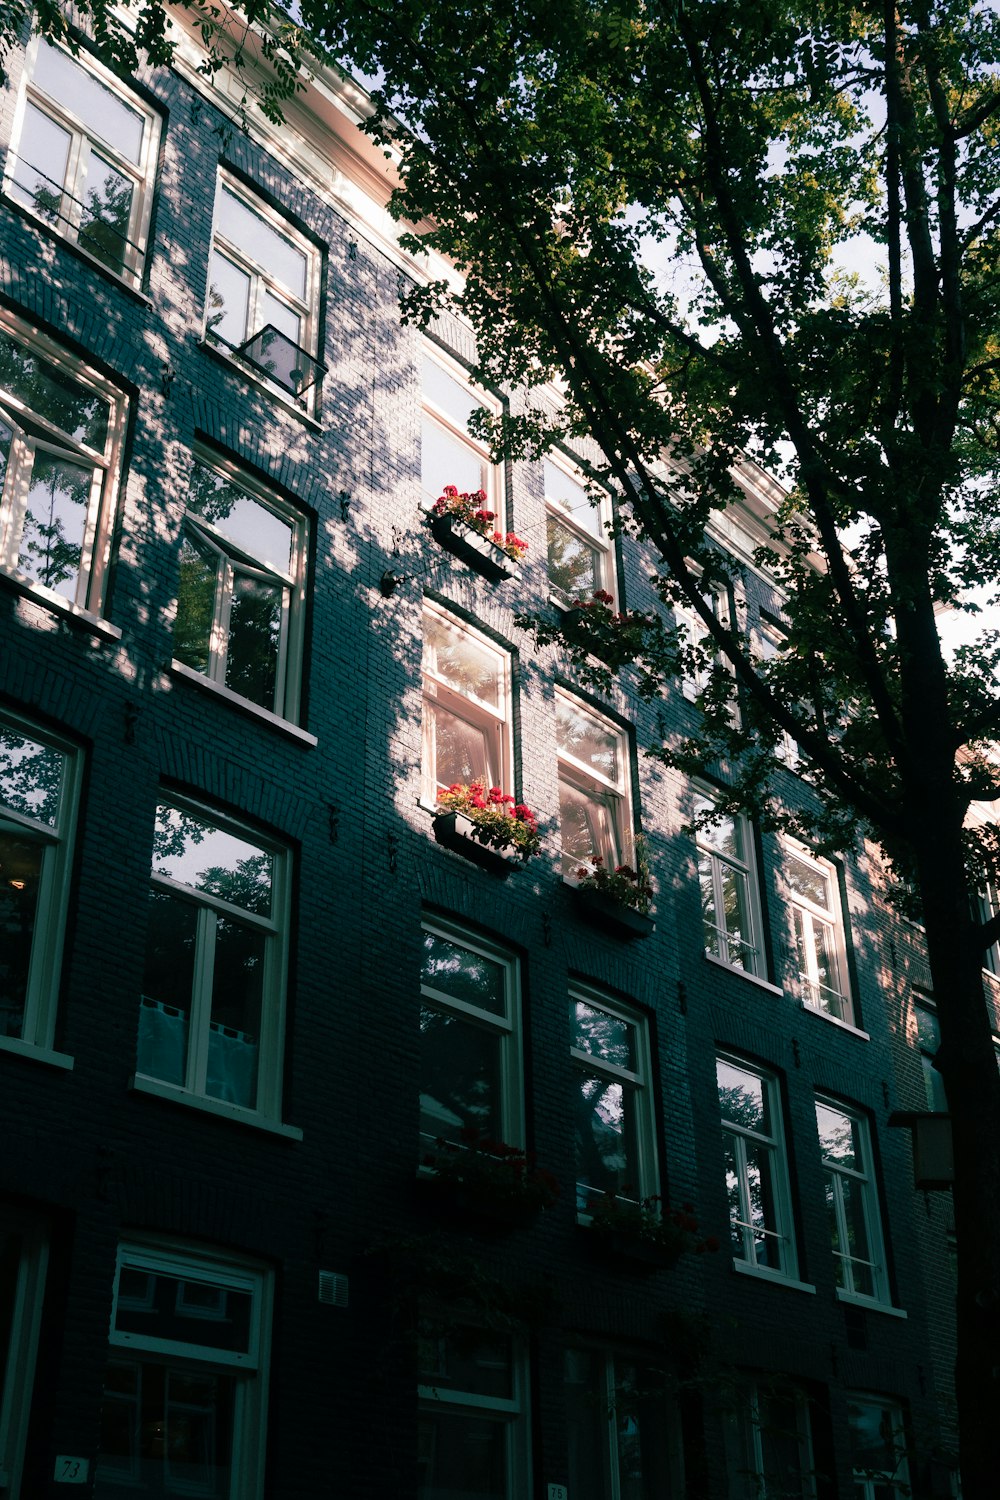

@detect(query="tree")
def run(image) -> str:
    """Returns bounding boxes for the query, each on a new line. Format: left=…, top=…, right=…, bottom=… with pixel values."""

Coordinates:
left=9, top=0, right=1000, bottom=1488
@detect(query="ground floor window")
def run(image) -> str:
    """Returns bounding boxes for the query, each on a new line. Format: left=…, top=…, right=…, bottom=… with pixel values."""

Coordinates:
left=0, top=1205, right=49, bottom=1500
left=94, top=1241, right=271, bottom=1500
left=418, top=1319, right=528, bottom=1499
left=565, top=1348, right=683, bottom=1498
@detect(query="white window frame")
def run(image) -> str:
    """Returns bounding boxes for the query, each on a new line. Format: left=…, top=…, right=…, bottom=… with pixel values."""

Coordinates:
left=4, top=34, right=160, bottom=286
left=913, top=997, right=948, bottom=1113
left=571, top=982, right=659, bottom=1215
left=418, top=1321, right=529, bottom=1500
left=815, top=1098, right=891, bottom=1307
left=756, top=615, right=800, bottom=767
left=136, top=796, right=290, bottom=1124
left=0, top=308, right=128, bottom=617
left=545, top=453, right=616, bottom=605
left=0, top=709, right=81, bottom=1057
left=780, top=839, right=854, bottom=1026
left=556, top=689, right=632, bottom=882
left=0, top=1207, right=49, bottom=1500
left=677, top=574, right=732, bottom=705
left=716, top=1054, right=799, bottom=1282
left=565, top=1347, right=684, bottom=1500
left=205, top=171, right=322, bottom=409
left=847, top=1395, right=910, bottom=1500
left=725, top=1378, right=816, bottom=1500
left=421, top=600, right=512, bottom=804
left=172, top=449, right=308, bottom=723
left=694, top=791, right=766, bottom=979
left=419, top=917, right=523, bottom=1152
left=99, top=1239, right=272, bottom=1500
left=421, top=346, right=502, bottom=520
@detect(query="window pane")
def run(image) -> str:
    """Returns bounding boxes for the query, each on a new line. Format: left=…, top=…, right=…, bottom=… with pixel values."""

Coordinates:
left=429, top=701, right=494, bottom=790
left=744, top=1140, right=781, bottom=1267
left=173, top=535, right=217, bottom=675
left=11, top=103, right=70, bottom=223
left=225, top=573, right=282, bottom=710
left=786, top=854, right=830, bottom=909
left=839, top=1178, right=874, bottom=1296
left=559, top=777, right=618, bottom=872
left=95, top=1359, right=235, bottom=1499
left=422, top=413, right=484, bottom=499
left=615, top=1360, right=674, bottom=1500
left=547, top=512, right=601, bottom=597
left=422, top=931, right=506, bottom=1017
left=565, top=1351, right=606, bottom=1500
left=34, top=39, right=145, bottom=163
left=260, top=288, right=301, bottom=348
left=0, top=727, right=64, bottom=825
left=556, top=697, right=619, bottom=781
left=697, top=809, right=745, bottom=862
left=717, top=1059, right=770, bottom=1135
left=423, top=357, right=480, bottom=429
left=420, top=1006, right=503, bottom=1143
left=0, top=330, right=110, bottom=449
left=138, top=889, right=196, bottom=1087
left=0, top=831, right=43, bottom=1039
left=216, top=187, right=307, bottom=300
left=152, top=807, right=272, bottom=918
left=418, top=1326, right=512, bottom=1398
left=545, top=459, right=602, bottom=538
left=188, top=465, right=294, bottom=575
left=848, top=1399, right=902, bottom=1478
left=20, top=451, right=91, bottom=597
left=719, top=864, right=753, bottom=968
left=571, top=1001, right=636, bottom=1070
left=723, top=1134, right=746, bottom=1258
left=113, top=1269, right=252, bottom=1354
left=207, top=249, right=250, bottom=345
left=816, top=1104, right=857, bottom=1169
left=417, top=1410, right=507, bottom=1500
left=78, top=152, right=133, bottom=273
left=208, top=916, right=264, bottom=1108
left=424, top=614, right=502, bottom=709
left=574, top=1073, right=640, bottom=1200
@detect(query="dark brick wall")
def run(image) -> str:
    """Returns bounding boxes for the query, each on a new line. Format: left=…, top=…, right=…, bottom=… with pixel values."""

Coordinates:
left=0, top=22, right=957, bottom=1500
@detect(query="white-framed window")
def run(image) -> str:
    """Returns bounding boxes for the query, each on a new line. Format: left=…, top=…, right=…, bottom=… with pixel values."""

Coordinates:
left=418, top=1318, right=529, bottom=1500
left=724, top=1378, right=815, bottom=1500
left=676, top=576, right=731, bottom=705
left=695, top=793, right=765, bottom=978
left=421, top=601, right=511, bottom=802
left=206, top=172, right=322, bottom=405
left=756, top=615, right=801, bottom=768
left=781, top=841, right=853, bottom=1025
left=565, top=1347, right=683, bottom=1500
left=847, top=1395, right=910, bottom=1500
left=976, top=881, right=1000, bottom=975
left=556, top=690, right=632, bottom=882
left=716, top=1055, right=798, bottom=1279
left=0, top=711, right=80, bottom=1053
left=815, top=1098, right=890, bottom=1305
left=0, top=1205, right=49, bottom=1500
left=914, top=998, right=948, bottom=1112
left=94, top=1240, right=272, bottom=1500
left=420, top=919, right=522, bottom=1151
left=571, top=984, right=658, bottom=1213
left=421, top=349, right=501, bottom=517
left=173, top=452, right=308, bottom=721
left=136, top=798, right=290, bottom=1121
left=545, top=456, right=615, bottom=603
left=5, top=34, right=159, bottom=284
left=0, top=310, right=127, bottom=614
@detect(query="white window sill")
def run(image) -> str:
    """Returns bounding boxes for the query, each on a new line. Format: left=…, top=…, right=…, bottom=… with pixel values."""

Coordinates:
left=704, top=952, right=784, bottom=997
left=0, top=1036, right=74, bottom=1070
left=836, top=1288, right=907, bottom=1318
left=798, top=1002, right=870, bottom=1041
left=200, top=339, right=323, bottom=429
left=169, top=662, right=318, bottom=746
left=733, top=1260, right=816, bottom=1295
left=1, top=569, right=122, bottom=640
left=130, top=1075, right=303, bottom=1140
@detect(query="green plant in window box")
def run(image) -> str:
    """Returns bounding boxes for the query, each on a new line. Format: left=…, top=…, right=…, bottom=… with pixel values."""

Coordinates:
left=586, top=1192, right=720, bottom=1266
left=422, top=1128, right=560, bottom=1222
left=576, top=835, right=654, bottom=915
left=435, top=781, right=541, bottom=859
left=429, top=486, right=528, bottom=564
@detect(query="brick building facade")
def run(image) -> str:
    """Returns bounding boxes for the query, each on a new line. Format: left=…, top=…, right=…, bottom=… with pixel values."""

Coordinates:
left=0, top=8, right=969, bottom=1499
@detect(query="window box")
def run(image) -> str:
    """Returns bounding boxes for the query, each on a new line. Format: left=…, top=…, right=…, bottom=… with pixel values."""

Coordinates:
left=416, top=1171, right=543, bottom=1232
left=428, top=510, right=521, bottom=583
left=570, top=885, right=655, bottom=939
left=418, top=1131, right=558, bottom=1233
left=431, top=809, right=517, bottom=875
left=584, top=1224, right=680, bottom=1272
left=582, top=1194, right=717, bottom=1273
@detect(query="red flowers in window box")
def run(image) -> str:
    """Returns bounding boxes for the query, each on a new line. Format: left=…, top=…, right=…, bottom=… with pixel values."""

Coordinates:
left=422, top=1127, right=560, bottom=1224
left=436, top=780, right=541, bottom=859
left=430, top=486, right=528, bottom=563
left=585, top=1191, right=720, bottom=1266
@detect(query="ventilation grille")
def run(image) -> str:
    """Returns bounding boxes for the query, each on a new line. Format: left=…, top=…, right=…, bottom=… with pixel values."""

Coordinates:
left=318, top=1270, right=349, bottom=1308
